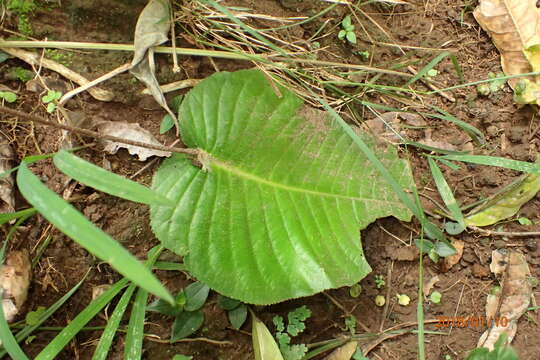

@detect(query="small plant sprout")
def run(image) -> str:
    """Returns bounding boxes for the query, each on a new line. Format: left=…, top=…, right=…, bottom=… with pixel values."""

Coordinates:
left=517, top=216, right=533, bottom=225
left=349, top=283, right=362, bottom=298
left=396, top=294, right=410, bottom=306
left=425, top=68, right=438, bottom=80
left=477, top=72, right=506, bottom=96
left=273, top=306, right=311, bottom=360
left=41, top=89, right=62, bottom=113
left=0, top=91, right=17, bottom=103
left=374, top=274, right=385, bottom=289
left=375, top=295, right=385, bottom=307
left=430, top=291, right=442, bottom=304
left=338, top=15, right=357, bottom=44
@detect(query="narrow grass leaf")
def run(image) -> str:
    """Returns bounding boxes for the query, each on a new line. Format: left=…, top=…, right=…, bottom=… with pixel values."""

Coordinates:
left=124, top=246, right=162, bottom=360
left=442, top=154, right=540, bottom=174
left=406, top=51, right=451, bottom=85
left=0, top=293, right=30, bottom=360
left=124, top=287, right=148, bottom=360
left=54, top=150, right=172, bottom=206
left=92, top=285, right=136, bottom=360
left=428, top=158, right=465, bottom=228
left=0, top=208, right=36, bottom=226
left=424, top=108, right=485, bottom=144
left=35, top=278, right=129, bottom=360
left=16, top=163, right=173, bottom=304
left=153, top=261, right=186, bottom=271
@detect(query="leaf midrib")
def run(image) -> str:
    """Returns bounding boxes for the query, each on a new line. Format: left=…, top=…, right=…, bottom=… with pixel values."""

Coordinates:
left=209, top=155, right=403, bottom=205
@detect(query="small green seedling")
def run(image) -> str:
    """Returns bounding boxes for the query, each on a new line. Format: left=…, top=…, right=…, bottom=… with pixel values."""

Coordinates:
left=374, top=274, right=385, bottom=289
left=354, top=50, right=370, bottom=60
left=217, top=295, right=248, bottom=329
left=147, top=281, right=209, bottom=341
left=172, top=355, right=193, bottom=360
left=41, top=89, right=62, bottom=113
left=424, top=69, right=438, bottom=80
left=477, top=72, right=506, bottom=96
left=396, top=294, right=410, bottom=306
left=430, top=291, right=442, bottom=304
left=344, top=315, right=356, bottom=334
left=517, top=217, right=533, bottom=225
left=273, top=306, right=311, bottom=360
left=0, top=91, right=17, bottom=103
left=465, top=333, right=518, bottom=360
left=415, top=238, right=455, bottom=263
left=349, top=283, right=362, bottom=297
left=338, top=15, right=357, bottom=44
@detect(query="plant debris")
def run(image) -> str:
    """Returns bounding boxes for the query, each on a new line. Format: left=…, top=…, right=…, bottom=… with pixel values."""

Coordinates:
left=0, top=250, right=31, bottom=322
left=477, top=249, right=533, bottom=350
left=97, top=121, right=171, bottom=161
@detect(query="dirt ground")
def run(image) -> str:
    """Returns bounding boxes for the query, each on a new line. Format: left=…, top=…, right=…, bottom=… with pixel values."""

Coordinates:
left=1, top=0, right=540, bottom=359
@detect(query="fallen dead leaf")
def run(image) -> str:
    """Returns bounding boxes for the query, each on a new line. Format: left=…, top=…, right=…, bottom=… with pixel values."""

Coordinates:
left=0, top=135, right=15, bottom=214
left=323, top=341, right=358, bottom=360
left=477, top=249, right=532, bottom=350
left=97, top=121, right=171, bottom=161
left=441, top=239, right=464, bottom=272
left=423, top=275, right=440, bottom=301
left=0, top=250, right=31, bottom=322
left=474, top=0, right=540, bottom=104
left=130, top=0, right=177, bottom=128
left=92, top=284, right=111, bottom=301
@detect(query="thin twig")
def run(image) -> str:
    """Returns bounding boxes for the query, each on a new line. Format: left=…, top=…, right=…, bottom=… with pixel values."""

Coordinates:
left=0, top=106, right=197, bottom=157
left=59, top=63, right=131, bottom=106
left=379, top=261, right=394, bottom=332
left=469, top=225, right=540, bottom=237
left=0, top=46, right=113, bottom=101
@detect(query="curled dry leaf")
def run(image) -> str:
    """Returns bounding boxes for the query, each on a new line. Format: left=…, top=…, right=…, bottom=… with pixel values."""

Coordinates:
left=441, top=239, right=464, bottom=272
left=477, top=249, right=532, bottom=350
left=323, top=341, right=358, bottom=360
left=130, top=0, right=177, bottom=127
left=0, top=250, right=31, bottom=322
left=423, top=275, right=440, bottom=301
left=0, top=136, right=15, bottom=214
left=473, top=0, right=540, bottom=104
left=97, top=121, right=171, bottom=161
left=465, top=168, right=540, bottom=226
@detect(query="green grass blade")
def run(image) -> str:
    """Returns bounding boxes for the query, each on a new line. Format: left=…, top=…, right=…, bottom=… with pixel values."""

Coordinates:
left=417, top=234, right=425, bottom=360
left=0, top=294, right=30, bottom=360
left=428, top=158, right=465, bottom=227
left=53, top=150, right=172, bottom=206
left=124, top=246, right=162, bottom=360
left=406, top=51, right=451, bottom=85
left=424, top=108, right=485, bottom=144
left=35, top=278, right=129, bottom=360
left=124, top=287, right=148, bottom=360
left=442, top=154, right=540, bottom=174
left=0, top=208, right=37, bottom=226
left=91, top=285, right=136, bottom=360
left=16, top=163, right=173, bottom=304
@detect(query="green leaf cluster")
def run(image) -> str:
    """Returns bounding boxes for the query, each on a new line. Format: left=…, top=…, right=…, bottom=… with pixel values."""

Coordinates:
left=41, top=90, right=62, bottom=113
left=465, top=334, right=519, bottom=360
left=272, top=306, right=311, bottom=360
left=218, top=295, right=248, bottom=329
left=338, top=15, right=356, bottom=44
left=0, top=91, right=17, bottom=103
left=147, top=281, right=210, bottom=340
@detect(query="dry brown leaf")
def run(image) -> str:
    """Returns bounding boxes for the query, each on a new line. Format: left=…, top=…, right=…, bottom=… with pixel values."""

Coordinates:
left=441, top=239, right=464, bottom=272
left=473, top=0, right=540, bottom=89
left=97, top=121, right=171, bottom=161
left=0, top=136, right=15, bottom=214
left=423, top=275, right=440, bottom=301
left=0, top=250, right=31, bottom=322
left=323, top=341, right=358, bottom=360
left=477, top=249, right=532, bottom=350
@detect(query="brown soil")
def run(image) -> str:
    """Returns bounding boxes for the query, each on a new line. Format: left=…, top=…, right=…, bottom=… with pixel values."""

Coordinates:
left=1, top=0, right=539, bottom=359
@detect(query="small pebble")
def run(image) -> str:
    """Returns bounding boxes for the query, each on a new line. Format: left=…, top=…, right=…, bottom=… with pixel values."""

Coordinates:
left=526, top=239, right=538, bottom=252
left=494, top=239, right=506, bottom=249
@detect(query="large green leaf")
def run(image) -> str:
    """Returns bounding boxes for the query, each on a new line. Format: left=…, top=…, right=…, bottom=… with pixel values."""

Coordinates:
left=150, top=69, right=413, bottom=304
